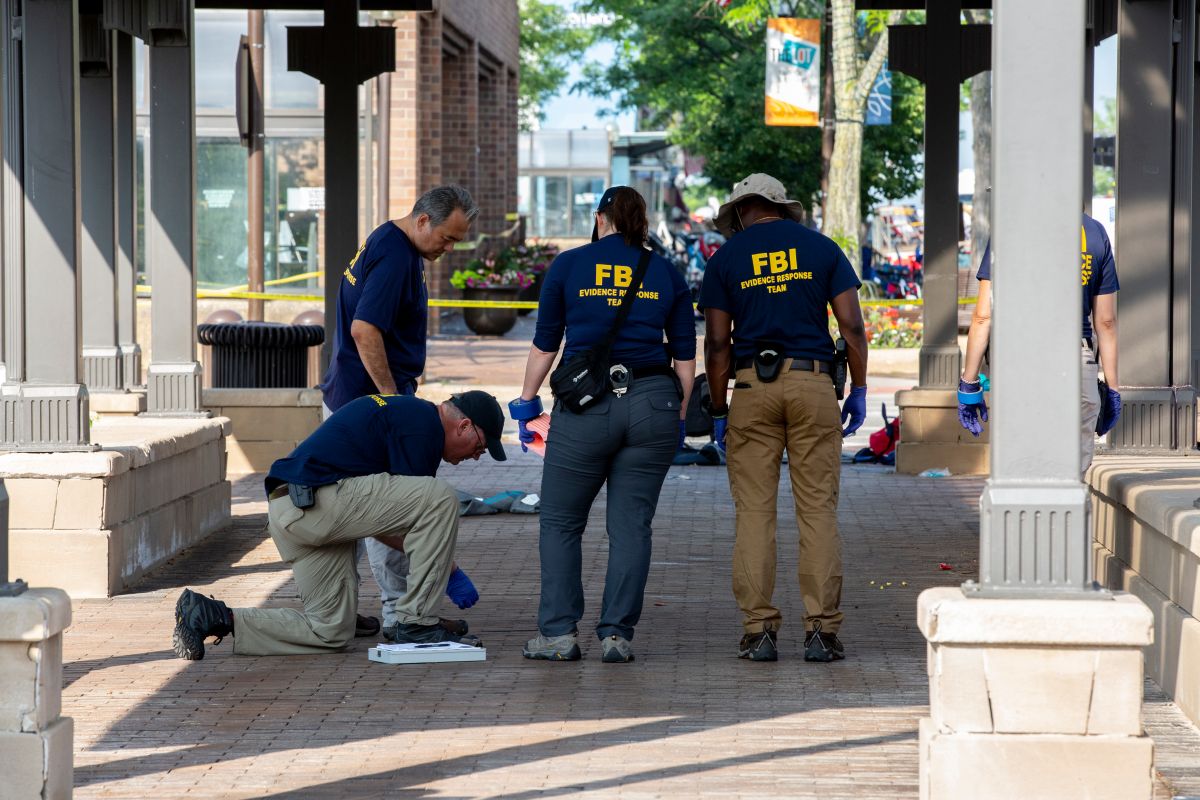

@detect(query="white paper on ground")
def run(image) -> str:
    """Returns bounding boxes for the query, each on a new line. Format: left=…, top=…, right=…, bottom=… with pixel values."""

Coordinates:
left=368, top=642, right=486, bottom=664
left=521, top=493, right=539, bottom=505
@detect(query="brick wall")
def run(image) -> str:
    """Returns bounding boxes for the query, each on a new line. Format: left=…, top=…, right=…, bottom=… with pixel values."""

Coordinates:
left=380, top=0, right=519, bottom=332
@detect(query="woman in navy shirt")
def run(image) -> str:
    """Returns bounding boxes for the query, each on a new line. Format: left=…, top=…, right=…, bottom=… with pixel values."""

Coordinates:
left=508, top=186, right=696, bottom=663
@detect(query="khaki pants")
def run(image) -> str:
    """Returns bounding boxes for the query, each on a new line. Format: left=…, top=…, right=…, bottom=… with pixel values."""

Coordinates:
left=1080, top=341, right=1101, bottom=475
left=725, top=364, right=844, bottom=635
left=232, top=473, right=460, bottom=656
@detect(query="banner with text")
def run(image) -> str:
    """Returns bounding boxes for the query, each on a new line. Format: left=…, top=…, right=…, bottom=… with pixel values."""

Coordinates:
left=765, top=18, right=821, bottom=127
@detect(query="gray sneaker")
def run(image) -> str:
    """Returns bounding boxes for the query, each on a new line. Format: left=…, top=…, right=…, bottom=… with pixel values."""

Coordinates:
left=523, top=632, right=581, bottom=661
left=600, top=635, right=634, bottom=663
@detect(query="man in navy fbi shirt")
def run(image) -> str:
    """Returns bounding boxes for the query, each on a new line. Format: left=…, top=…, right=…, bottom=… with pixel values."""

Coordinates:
left=170, top=391, right=506, bottom=659
left=320, top=184, right=478, bottom=641
left=700, top=173, right=869, bottom=665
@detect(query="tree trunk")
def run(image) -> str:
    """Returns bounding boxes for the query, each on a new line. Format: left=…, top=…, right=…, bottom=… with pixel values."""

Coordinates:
left=824, top=1, right=896, bottom=271
left=819, top=3, right=835, bottom=222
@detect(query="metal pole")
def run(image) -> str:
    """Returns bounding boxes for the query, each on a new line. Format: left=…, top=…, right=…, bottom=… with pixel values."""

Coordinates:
left=115, top=32, right=140, bottom=387
left=376, top=19, right=393, bottom=225
left=977, top=0, right=1089, bottom=595
left=247, top=9, right=265, bottom=321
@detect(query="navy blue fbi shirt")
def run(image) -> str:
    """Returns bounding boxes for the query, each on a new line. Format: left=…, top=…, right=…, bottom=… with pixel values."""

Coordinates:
left=533, top=235, right=696, bottom=367
left=321, top=222, right=428, bottom=413
left=976, top=213, right=1118, bottom=340
left=699, top=219, right=861, bottom=362
left=265, top=394, right=443, bottom=496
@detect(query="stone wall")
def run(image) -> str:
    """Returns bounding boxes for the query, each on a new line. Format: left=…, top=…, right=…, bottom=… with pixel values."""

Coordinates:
left=204, top=388, right=323, bottom=475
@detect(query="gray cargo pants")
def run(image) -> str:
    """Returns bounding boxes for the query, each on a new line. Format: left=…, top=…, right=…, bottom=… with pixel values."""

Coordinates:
left=537, top=374, right=681, bottom=641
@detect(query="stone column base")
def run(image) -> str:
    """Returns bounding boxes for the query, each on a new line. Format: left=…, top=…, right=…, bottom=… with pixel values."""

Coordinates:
left=917, top=587, right=1154, bottom=800
left=0, top=588, right=73, bottom=800
left=1109, top=386, right=1197, bottom=452
left=145, top=361, right=208, bottom=417
left=0, top=383, right=97, bottom=452
left=895, top=388, right=989, bottom=475
left=82, top=345, right=124, bottom=392
left=119, top=342, right=142, bottom=388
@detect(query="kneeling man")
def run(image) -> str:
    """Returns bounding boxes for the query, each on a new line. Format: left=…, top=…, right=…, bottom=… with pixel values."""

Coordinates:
left=171, top=390, right=507, bottom=659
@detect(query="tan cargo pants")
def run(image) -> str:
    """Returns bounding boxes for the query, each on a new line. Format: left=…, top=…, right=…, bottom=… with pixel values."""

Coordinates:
left=232, top=473, right=460, bottom=656
left=725, top=363, right=844, bottom=636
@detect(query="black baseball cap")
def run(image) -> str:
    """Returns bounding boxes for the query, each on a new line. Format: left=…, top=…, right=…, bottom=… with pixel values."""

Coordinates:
left=591, top=186, right=628, bottom=242
left=450, top=391, right=507, bottom=461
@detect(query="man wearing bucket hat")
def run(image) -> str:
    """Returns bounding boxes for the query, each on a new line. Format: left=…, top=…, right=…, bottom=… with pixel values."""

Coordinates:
left=700, top=173, right=869, bottom=664
left=170, top=390, right=506, bottom=659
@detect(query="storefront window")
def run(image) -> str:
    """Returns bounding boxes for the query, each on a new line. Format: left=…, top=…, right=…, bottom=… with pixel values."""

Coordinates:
left=268, top=138, right=323, bottom=288
left=196, top=139, right=248, bottom=287
left=265, top=11, right=321, bottom=109
left=570, top=176, right=606, bottom=238
left=194, top=11, right=244, bottom=109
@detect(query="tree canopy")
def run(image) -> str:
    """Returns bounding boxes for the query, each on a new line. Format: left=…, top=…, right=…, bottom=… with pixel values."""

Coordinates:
left=518, top=0, right=593, bottom=131
left=576, top=0, right=924, bottom=214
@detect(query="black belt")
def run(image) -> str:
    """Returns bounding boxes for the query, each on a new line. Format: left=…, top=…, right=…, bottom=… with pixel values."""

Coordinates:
left=735, top=356, right=831, bottom=375
left=268, top=485, right=289, bottom=501
left=625, top=364, right=676, bottom=380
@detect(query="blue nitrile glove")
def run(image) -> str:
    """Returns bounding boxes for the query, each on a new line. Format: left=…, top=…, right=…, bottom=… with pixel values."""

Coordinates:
left=445, top=567, right=478, bottom=609
left=508, top=397, right=544, bottom=454
left=957, top=378, right=988, bottom=437
left=712, top=412, right=728, bottom=452
left=677, top=420, right=687, bottom=451
left=1096, top=382, right=1122, bottom=436
left=841, top=386, right=867, bottom=437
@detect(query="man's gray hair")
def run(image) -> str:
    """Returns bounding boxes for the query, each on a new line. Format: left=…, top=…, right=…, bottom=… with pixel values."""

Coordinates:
left=413, top=185, right=479, bottom=226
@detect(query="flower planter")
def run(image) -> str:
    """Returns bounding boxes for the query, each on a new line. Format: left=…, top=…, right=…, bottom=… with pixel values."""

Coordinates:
left=516, top=271, right=545, bottom=316
left=463, top=286, right=521, bottom=336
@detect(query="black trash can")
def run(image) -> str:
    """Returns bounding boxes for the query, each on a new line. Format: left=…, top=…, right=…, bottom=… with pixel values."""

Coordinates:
left=197, top=322, right=325, bottom=388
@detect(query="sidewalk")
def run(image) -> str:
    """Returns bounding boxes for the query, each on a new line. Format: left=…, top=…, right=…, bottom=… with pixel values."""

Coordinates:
left=64, top=454, right=1200, bottom=798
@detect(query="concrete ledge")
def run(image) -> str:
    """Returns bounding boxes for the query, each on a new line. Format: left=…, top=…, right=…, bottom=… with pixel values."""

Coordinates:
left=4, top=417, right=232, bottom=597
left=88, top=390, right=146, bottom=416
left=0, top=716, right=73, bottom=799
left=895, top=388, right=990, bottom=475
left=918, top=586, right=1154, bottom=646
left=0, top=589, right=71, bottom=642
left=919, top=718, right=1153, bottom=800
left=202, top=387, right=324, bottom=407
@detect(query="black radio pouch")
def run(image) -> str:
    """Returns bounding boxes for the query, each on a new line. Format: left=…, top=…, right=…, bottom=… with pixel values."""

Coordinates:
left=288, top=483, right=316, bottom=510
left=834, top=336, right=848, bottom=400
left=754, top=346, right=784, bottom=383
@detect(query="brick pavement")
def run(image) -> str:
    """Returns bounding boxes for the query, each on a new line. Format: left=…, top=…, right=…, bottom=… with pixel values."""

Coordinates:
left=64, top=451, right=1200, bottom=798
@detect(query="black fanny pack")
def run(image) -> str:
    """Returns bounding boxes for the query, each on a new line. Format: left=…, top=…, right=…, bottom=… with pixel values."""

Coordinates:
left=550, top=248, right=652, bottom=414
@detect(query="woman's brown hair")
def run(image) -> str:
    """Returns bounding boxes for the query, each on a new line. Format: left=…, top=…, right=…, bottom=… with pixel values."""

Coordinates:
left=600, top=187, right=649, bottom=248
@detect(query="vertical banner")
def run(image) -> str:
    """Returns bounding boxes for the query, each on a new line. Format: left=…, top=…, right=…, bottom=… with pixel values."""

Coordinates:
left=765, top=18, right=821, bottom=127
left=866, top=66, right=893, bottom=125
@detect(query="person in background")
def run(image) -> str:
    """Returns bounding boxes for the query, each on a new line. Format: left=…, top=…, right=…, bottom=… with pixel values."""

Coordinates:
left=701, top=173, right=869, bottom=664
left=320, top=185, right=479, bottom=641
left=509, top=186, right=696, bottom=664
left=958, top=213, right=1121, bottom=475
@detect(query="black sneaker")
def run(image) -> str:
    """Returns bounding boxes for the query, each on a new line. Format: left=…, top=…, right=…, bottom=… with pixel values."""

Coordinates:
left=172, top=589, right=233, bottom=661
left=804, top=622, right=845, bottom=662
left=737, top=630, right=778, bottom=662
left=355, top=614, right=380, bottom=638
left=391, top=621, right=480, bottom=647
left=382, top=618, right=468, bottom=642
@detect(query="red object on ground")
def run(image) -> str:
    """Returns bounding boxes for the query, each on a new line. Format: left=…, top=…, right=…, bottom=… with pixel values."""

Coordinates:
left=938, top=562, right=953, bottom=571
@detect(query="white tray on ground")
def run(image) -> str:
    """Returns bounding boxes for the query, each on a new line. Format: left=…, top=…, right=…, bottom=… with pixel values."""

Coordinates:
left=368, top=642, right=486, bottom=664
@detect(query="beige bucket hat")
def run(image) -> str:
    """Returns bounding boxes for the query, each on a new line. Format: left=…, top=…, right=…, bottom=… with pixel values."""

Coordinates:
left=714, top=173, right=806, bottom=237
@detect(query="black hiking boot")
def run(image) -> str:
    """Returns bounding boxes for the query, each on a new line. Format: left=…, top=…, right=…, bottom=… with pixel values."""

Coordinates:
left=390, top=621, right=480, bottom=647
left=804, top=622, right=845, bottom=662
left=172, top=589, right=234, bottom=661
left=355, top=614, right=381, bottom=638
left=737, top=630, right=778, bottom=662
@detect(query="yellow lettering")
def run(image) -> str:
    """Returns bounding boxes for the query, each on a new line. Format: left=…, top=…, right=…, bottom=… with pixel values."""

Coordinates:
left=614, top=265, right=632, bottom=287
left=595, top=263, right=612, bottom=285
left=343, top=267, right=357, bottom=286
left=769, top=251, right=789, bottom=273
left=369, top=394, right=387, bottom=407
left=789, top=249, right=798, bottom=270
left=751, top=252, right=769, bottom=276
left=767, top=284, right=788, bottom=294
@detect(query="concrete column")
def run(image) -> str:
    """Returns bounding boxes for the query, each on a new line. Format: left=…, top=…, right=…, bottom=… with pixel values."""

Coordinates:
left=982, top=0, right=1088, bottom=594
left=145, top=5, right=205, bottom=416
left=919, top=5, right=1156, bottom=794
left=9, top=0, right=93, bottom=451
left=917, top=2, right=962, bottom=390
left=81, top=27, right=124, bottom=393
left=114, top=32, right=140, bottom=386
left=0, top=585, right=74, bottom=800
left=1112, top=0, right=1197, bottom=451
left=1, top=0, right=25, bottom=421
